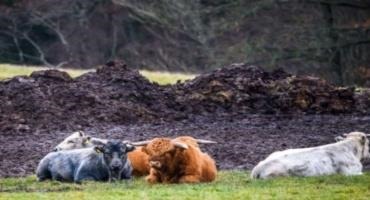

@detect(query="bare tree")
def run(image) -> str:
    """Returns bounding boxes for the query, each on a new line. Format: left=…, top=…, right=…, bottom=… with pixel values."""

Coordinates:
left=0, top=0, right=103, bottom=67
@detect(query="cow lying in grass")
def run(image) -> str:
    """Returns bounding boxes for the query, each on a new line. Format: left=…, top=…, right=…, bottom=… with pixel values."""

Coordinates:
left=133, top=136, right=217, bottom=184
left=53, top=131, right=107, bottom=152
left=37, top=140, right=135, bottom=183
left=53, top=131, right=150, bottom=176
left=251, top=132, right=370, bottom=179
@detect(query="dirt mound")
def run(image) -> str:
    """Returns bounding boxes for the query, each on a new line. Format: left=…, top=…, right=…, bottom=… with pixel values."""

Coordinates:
left=0, top=61, right=171, bottom=134
left=172, top=63, right=356, bottom=115
left=0, top=62, right=367, bottom=135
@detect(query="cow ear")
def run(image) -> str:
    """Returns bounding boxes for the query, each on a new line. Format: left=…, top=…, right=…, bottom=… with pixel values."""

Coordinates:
left=94, top=145, right=104, bottom=154
left=78, top=131, right=85, bottom=137
left=83, top=136, right=91, bottom=144
left=141, top=146, right=149, bottom=154
left=361, top=136, right=366, bottom=145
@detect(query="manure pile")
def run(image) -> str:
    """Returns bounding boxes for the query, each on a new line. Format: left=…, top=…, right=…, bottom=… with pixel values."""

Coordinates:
left=1, top=61, right=368, bottom=134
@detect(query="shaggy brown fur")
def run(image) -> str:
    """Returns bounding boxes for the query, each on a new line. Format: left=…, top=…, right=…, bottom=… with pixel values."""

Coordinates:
left=128, top=147, right=150, bottom=176
left=141, top=136, right=217, bottom=184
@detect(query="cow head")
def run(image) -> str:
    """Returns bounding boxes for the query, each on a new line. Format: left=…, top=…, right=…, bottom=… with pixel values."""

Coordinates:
left=54, top=131, right=92, bottom=151
left=132, top=136, right=216, bottom=171
left=341, top=132, right=370, bottom=160
left=94, top=140, right=135, bottom=181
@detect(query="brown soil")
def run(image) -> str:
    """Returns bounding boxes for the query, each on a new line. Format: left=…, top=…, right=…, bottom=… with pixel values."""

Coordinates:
left=1, top=61, right=370, bottom=177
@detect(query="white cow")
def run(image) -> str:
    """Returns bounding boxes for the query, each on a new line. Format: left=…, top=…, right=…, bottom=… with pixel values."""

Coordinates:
left=54, top=131, right=107, bottom=151
left=251, top=132, right=370, bottom=179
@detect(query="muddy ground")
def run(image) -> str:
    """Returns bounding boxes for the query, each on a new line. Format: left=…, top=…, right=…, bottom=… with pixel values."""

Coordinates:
left=1, top=115, right=370, bottom=178
left=1, top=61, right=370, bottom=177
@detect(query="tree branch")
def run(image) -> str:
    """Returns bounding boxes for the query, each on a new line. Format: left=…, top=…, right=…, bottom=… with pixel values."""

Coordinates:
left=307, top=0, right=370, bottom=9
left=23, top=32, right=54, bottom=67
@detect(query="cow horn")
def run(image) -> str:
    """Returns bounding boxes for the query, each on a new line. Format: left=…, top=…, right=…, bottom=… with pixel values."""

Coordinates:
left=131, top=140, right=151, bottom=146
left=173, top=142, right=188, bottom=149
left=366, top=134, right=370, bottom=137
left=195, top=139, right=217, bottom=144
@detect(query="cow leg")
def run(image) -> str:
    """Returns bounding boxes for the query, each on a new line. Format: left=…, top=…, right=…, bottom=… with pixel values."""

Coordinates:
left=145, top=169, right=161, bottom=183
left=145, top=174, right=160, bottom=183
left=339, top=162, right=363, bottom=176
left=36, top=166, right=51, bottom=181
left=74, top=165, right=100, bottom=183
left=145, top=175, right=159, bottom=183
left=340, top=168, right=363, bottom=176
left=37, top=170, right=51, bottom=182
left=74, top=166, right=100, bottom=183
left=179, top=175, right=200, bottom=183
left=36, top=158, right=52, bottom=181
left=120, top=162, right=133, bottom=180
left=74, top=172, right=97, bottom=183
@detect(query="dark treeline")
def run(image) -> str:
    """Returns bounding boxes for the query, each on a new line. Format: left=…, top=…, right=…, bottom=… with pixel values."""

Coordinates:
left=0, top=0, right=369, bottom=85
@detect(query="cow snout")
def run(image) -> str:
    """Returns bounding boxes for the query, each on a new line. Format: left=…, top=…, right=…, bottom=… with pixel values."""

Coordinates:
left=110, top=162, right=123, bottom=171
left=149, top=161, right=161, bottom=168
left=53, top=147, right=59, bottom=152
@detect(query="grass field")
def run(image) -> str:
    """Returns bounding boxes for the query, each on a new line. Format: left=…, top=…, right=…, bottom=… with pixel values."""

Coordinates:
left=0, top=64, right=195, bottom=85
left=140, top=70, right=196, bottom=85
left=1, top=171, right=370, bottom=200
left=0, top=64, right=91, bottom=80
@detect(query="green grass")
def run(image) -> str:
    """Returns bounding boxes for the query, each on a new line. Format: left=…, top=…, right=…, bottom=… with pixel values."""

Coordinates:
left=1, top=171, right=370, bottom=200
left=0, top=64, right=92, bottom=80
left=0, top=64, right=195, bottom=85
left=139, top=70, right=195, bottom=85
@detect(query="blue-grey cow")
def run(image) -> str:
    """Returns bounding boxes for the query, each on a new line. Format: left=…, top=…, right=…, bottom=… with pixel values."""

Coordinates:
left=36, top=140, right=135, bottom=183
